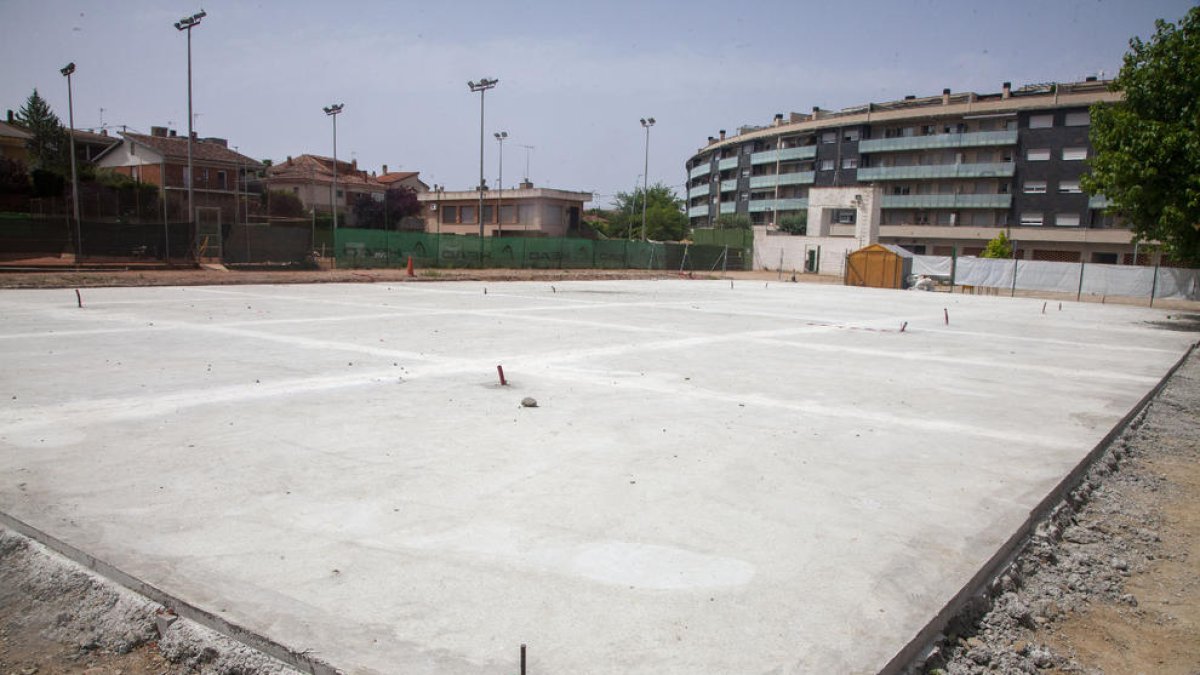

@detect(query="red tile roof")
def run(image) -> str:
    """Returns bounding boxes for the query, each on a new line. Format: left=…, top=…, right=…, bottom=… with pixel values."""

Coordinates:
left=265, top=154, right=381, bottom=188
left=121, top=132, right=263, bottom=167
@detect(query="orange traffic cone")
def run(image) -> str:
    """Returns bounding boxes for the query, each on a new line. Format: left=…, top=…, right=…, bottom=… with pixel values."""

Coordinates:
left=406, top=256, right=415, bottom=277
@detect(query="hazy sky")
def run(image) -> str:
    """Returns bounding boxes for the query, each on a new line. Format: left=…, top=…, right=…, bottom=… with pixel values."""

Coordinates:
left=0, top=0, right=1192, bottom=206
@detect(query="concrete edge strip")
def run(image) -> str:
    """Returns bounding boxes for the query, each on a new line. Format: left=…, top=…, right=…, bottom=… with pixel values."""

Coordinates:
left=879, top=337, right=1200, bottom=675
left=0, top=511, right=341, bottom=675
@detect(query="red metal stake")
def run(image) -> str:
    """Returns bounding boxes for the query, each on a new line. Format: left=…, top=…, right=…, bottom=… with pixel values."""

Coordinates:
left=497, top=365, right=507, bottom=386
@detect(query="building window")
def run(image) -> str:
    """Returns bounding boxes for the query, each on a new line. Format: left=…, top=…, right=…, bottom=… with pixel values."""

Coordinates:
left=1062, top=147, right=1088, bottom=161
left=842, top=157, right=858, bottom=169
left=1020, top=212, right=1044, bottom=226
left=819, top=159, right=835, bottom=171
left=843, top=129, right=860, bottom=142
left=1023, top=180, right=1047, bottom=194
left=834, top=209, right=856, bottom=224
left=441, top=205, right=457, bottom=223
left=1064, top=111, right=1090, bottom=126
left=891, top=185, right=911, bottom=195
left=821, top=131, right=836, bottom=144
left=1059, top=180, right=1082, bottom=193
left=217, top=171, right=227, bottom=190
left=1055, top=213, right=1081, bottom=226
left=1029, top=114, right=1053, bottom=129
left=1026, top=148, right=1051, bottom=161
left=482, top=205, right=494, bottom=223
left=460, top=206, right=476, bottom=223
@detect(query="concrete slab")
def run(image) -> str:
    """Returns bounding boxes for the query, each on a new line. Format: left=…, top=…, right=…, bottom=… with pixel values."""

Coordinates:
left=0, top=280, right=1193, bottom=674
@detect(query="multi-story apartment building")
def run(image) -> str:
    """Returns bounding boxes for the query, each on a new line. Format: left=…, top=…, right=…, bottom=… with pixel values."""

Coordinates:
left=685, top=79, right=1143, bottom=263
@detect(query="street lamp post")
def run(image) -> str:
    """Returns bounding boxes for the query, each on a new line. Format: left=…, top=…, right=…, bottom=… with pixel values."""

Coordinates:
left=174, top=10, right=205, bottom=235
left=60, top=62, right=81, bottom=261
left=494, top=131, right=507, bottom=234
left=468, top=78, right=498, bottom=248
left=323, top=103, right=344, bottom=233
left=639, top=117, right=655, bottom=241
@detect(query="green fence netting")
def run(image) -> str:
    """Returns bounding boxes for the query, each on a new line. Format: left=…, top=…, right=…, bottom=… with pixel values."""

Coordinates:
left=333, top=230, right=742, bottom=271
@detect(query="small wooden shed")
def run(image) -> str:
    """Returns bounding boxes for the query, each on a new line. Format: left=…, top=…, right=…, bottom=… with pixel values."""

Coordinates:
left=844, top=243, right=913, bottom=290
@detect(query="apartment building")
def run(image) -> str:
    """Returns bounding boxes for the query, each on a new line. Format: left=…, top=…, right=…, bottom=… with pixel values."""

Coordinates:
left=685, top=79, right=1143, bottom=263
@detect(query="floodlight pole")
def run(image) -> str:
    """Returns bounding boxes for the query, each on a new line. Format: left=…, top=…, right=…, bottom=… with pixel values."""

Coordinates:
left=323, top=103, right=344, bottom=233
left=61, top=62, right=81, bottom=260
left=174, top=10, right=205, bottom=236
left=640, top=117, right=655, bottom=241
left=468, top=78, right=498, bottom=253
left=494, top=131, right=507, bottom=233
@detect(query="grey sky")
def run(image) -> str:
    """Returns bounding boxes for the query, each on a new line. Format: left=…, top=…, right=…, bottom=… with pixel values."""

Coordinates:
left=0, top=0, right=1192, bottom=207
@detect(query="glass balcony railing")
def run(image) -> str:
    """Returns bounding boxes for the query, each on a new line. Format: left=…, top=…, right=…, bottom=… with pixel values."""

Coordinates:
left=688, top=205, right=710, bottom=218
left=720, top=179, right=739, bottom=192
left=689, top=164, right=712, bottom=180
left=748, top=198, right=808, bottom=213
left=749, top=146, right=817, bottom=165
left=718, top=157, right=739, bottom=171
left=689, top=184, right=710, bottom=199
left=859, top=130, right=1018, bottom=153
left=880, top=194, right=1013, bottom=209
left=856, top=162, right=1015, bottom=181
left=748, top=172, right=816, bottom=189
left=1088, top=194, right=1111, bottom=208
left=719, top=202, right=737, bottom=214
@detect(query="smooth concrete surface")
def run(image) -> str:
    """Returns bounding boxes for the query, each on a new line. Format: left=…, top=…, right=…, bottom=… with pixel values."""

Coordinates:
left=0, top=280, right=1194, bottom=674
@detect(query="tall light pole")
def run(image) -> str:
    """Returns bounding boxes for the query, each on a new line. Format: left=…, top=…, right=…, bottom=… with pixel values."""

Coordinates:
left=519, top=144, right=535, bottom=183
left=639, top=117, right=655, bottom=241
left=60, top=62, right=81, bottom=260
left=174, top=9, right=205, bottom=232
left=468, top=77, right=498, bottom=245
left=494, top=131, right=507, bottom=232
left=323, top=103, right=344, bottom=232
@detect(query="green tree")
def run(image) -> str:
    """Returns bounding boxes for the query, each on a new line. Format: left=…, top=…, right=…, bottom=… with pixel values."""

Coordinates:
left=715, top=213, right=751, bottom=229
left=15, top=89, right=70, bottom=176
left=778, top=212, right=807, bottom=235
left=263, top=189, right=305, bottom=218
left=981, top=230, right=1013, bottom=258
left=352, top=186, right=421, bottom=229
left=604, top=182, right=688, bottom=240
left=1082, top=7, right=1200, bottom=265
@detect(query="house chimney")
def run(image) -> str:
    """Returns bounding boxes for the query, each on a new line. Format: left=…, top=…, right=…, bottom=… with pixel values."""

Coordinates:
left=520, top=180, right=533, bottom=189
left=169, top=129, right=177, bottom=137
left=100, top=129, right=107, bottom=137
left=1002, top=81, right=1011, bottom=99
left=1085, top=75, right=1097, bottom=82
left=5, top=110, right=13, bottom=123
left=286, top=155, right=293, bottom=165
left=151, top=126, right=167, bottom=137
left=351, top=158, right=357, bottom=171
left=904, top=95, right=916, bottom=100
left=773, top=113, right=783, bottom=126
left=707, top=136, right=715, bottom=145
left=811, top=105, right=821, bottom=119
left=942, top=88, right=951, bottom=105
left=382, top=164, right=388, bottom=174
left=719, top=129, right=726, bottom=140
left=191, top=131, right=197, bottom=141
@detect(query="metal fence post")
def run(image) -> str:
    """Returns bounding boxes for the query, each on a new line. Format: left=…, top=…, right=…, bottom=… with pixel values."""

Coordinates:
left=1076, top=260, right=1085, bottom=302
left=1150, top=261, right=1160, bottom=307
left=1010, top=256, right=1018, bottom=297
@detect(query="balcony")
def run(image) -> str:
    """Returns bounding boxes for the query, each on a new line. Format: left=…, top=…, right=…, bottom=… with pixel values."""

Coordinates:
left=718, top=157, right=739, bottom=171
left=689, top=163, right=712, bottom=180
left=719, top=202, right=737, bottom=214
left=748, top=198, right=808, bottom=213
left=856, top=162, right=1015, bottom=181
left=880, top=194, right=1013, bottom=209
left=748, top=172, right=816, bottom=189
left=688, top=204, right=710, bottom=218
left=750, top=146, right=817, bottom=165
left=720, top=179, right=739, bottom=192
left=858, top=130, right=1018, bottom=153
left=689, top=184, right=710, bottom=199
left=1088, top=194, right=1111, bottom=209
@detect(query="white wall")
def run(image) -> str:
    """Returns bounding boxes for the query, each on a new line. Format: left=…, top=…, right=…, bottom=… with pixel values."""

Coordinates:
left=752, top=226, right=857, bottom=276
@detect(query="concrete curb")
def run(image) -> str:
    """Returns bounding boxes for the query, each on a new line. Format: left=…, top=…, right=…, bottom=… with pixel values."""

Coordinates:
left=883, top=338, right=1199, bottom=674
left=0, top=510, right=342, bottom=675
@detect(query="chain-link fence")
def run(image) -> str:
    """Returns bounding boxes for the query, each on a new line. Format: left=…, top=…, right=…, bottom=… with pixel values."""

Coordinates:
left=334, top=229, right=750, bottom=272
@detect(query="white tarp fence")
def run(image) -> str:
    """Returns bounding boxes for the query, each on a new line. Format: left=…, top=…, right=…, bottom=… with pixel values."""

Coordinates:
left=910, top=255, right=1199, bottom=300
